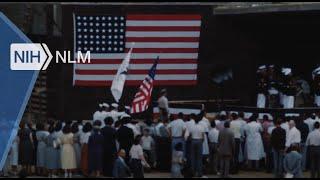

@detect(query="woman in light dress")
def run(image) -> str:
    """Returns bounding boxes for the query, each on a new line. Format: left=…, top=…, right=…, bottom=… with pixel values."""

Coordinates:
left=35, top=123, right=50, bottom=176
left=244, top=115, right=265, bottom=171
left=45, top=125, right=60, bottom=178
left=56, top=124, right=77, bottom=178
left=71, top=123, right=81, bottom=171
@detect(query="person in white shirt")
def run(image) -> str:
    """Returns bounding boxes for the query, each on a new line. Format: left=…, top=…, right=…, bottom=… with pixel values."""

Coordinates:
left=129, top=135, right=150, bottom=178
left=281, top=118, right=290, bottom=135
left=141, top=129, right=156, bottom=168
left=167, top=113, right=186, bottom=156
left=93, top=104, right=105, bottom=125
left=208, top=121, right=219, bottom=174
left=99, top=103, right=111, bottom=128
left=157, top=89, right=169, bottom=121
left=304, top=113, right=316, bottom=132
left=306, top=122, right=320, bottom=178
left=189, top=114, right=205, bottom=177
left=285, top=120, right=301, bottom=151
left=199, top=111, right=210, bottom=157
left=229, top=112, right=243, bottom=173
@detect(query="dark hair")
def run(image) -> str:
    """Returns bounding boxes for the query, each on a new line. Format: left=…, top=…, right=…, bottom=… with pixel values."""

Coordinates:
left=82, top=122, right=93, bottom=133
left=144, top=128, right=150, bottom=133
left=249, top=115, right=257, bottom=122
left=263, top=115, right=269, bottom=120
left=71, top=123, right=79, bottom=134
left=77, top=119, right=83, bottom=125
left=36, top=123, right=45, bottom=131
left=93, top=120, right=102, bottom=127
left=231, top=113, right=238, bottom=120
left=169, top=115, right=175, bottom=122
left=238, top=112, right=244, bottom=118
left=118, top=105, right=125, bottom=112
left=195, top=114, right=201, bottom=124
left=65, top=120, right=72, bottom=126
left=178, top=112, right=184, bottom=119
left=275, top=119, right=282, bottom=126
left=55, top=122, right=63, bottom=132
left=190, top=113, right=196, bottom=120
left=121, top=117, right=131, bottom=124
left=315, top=122, right=320, bottom=129
left=62, top=125, right=72, bottom=134
left=174, top=142, right=183, bottom=151
left=115, top=120, right=122, bottom=128
left=104, top=117, right=114, bottom=126
left=211, top=120, right=216, bottom=128
left=224, top=121, right=230, bottom=128
left=48, top=125, right=55, bottom=134
left=134, top=135, right=142, bottom=145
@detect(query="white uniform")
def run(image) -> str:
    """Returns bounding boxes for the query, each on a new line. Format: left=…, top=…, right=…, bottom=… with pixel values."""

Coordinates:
left=199, top=117, right=210, bottom=155
left=304, top=118, right=315, bottom=132
left=285, top=127, right=301, bottom=148
left=185, top=119, right=195, bottom=140
left=257, top=93, right=266, bottom=108
left=167, top=119, right=186, bottom=138
left=244, top=121, right=265, bottom=160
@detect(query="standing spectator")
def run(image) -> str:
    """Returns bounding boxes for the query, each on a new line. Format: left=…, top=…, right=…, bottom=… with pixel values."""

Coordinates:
left=45, top=125, right=59, bottom=178
left=113, top=149, right=131, bottom=178
left=167, top=113, right=186, bottom=156
left=306, top=122, right=320, bottom=178
left=171, top=143, right=184, bottom=178
left=304, top=113, right=316, bottom=132
left=285, top=120, right=301, bottom=151
left=154, top=118, right=171, bottom=172
left=116, top=117, right=134, bottom=163
left=9, top=135, right=19, bottom=176
left=57, top=124, right=77, bottom=178
left=283, top=144, right=303, bottom=178
left=189, top=114, right=205, bottom=177
left=208, top=120, right=219, bottom=174
left=141, top=128, right=156, bottom=168
left=261, top=115, right=273, bottom=173
left=71, top=123, right=81, bottom=172
left=129, top=135, right=150, bottom=178
left=157, top=89, right=169, bottom=121
left=101, top=117, right=117, bottom=177
left=88, top=121, right=104, bottom=177
left=185, top=113, right=196, bottom=167
left=35, top=123, right=49, bottom=176
left=229, top=113, right=243, bottom=174
left=218, top=121, right=235, bottom=178
left=296, top=117, right=309, bottom=171
left=270, top=119, right=286, bottom=178
left=244, top=115, right=265, bottom=171
left=27, top=122, right=37, bottom=175
left=80, top=122, right=92, bottom=177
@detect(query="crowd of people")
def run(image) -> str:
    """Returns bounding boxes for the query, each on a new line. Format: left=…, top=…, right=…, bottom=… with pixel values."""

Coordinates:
left=2, top=100, right=320, bottom=178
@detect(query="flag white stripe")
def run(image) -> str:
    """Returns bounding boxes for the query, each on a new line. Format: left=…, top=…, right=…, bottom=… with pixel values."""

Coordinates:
left=133, top=95, right=145, bottom=102
left=126, top=20, right=201, bottom=27
left=75, top=63, right=197, bottom=70
left=74, top=74, right=197, bottom=81
left=78, top=53, right=198, bottom=59
left=125, top=42, right=199, bottom=48
left=126, top=31, right=200, bottom=37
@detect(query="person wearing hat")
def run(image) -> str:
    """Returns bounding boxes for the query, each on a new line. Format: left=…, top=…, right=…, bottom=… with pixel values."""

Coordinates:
left=267, top=65, right=280, bottom=108
left=312, top=67, right=320, bottom=107
left=110, top=103, right=121, bottom=124
left=99, top=103, right=111, bottom=128
left=256, top=75, right=268, bottom=108
left=281, top=68, right=297, bottom=109
left=158, top=89, right=169, bottom=121
left=93, top=103, right=105, bottom=123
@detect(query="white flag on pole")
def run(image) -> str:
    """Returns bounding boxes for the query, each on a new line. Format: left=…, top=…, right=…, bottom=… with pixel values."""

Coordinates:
left=111, top=46, right=133, bottom=102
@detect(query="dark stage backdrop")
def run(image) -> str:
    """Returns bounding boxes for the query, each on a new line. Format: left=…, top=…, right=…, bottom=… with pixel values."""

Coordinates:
left=42, top=5, right=320, bottom=121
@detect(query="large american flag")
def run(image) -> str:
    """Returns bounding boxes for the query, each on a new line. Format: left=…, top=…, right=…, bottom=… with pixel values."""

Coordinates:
left=73, top=14, right=201, bottom=86
left=131, top=57, right=158, bottom=114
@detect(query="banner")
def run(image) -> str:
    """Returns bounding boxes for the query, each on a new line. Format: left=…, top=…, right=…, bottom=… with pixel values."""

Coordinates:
left=0, top=12, right=39, bottom=170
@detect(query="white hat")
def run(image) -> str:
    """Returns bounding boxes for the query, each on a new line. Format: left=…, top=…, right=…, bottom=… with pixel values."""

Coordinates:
left=282, top=68, right=292, bottom=76
left=120, top=113, right=131, bottom=119
left=102, top=103, right=109, bottom=108
left=220, top=111, right=227, bottom=116
left=269, top=65, right=274, bottom=68
left=98, top=104, right=103, bottom=108
left=125, top=106, right=130, bottom=110
left=111, top=103, right=118, bottom=108
left=258, top=65, right=266, bottom=70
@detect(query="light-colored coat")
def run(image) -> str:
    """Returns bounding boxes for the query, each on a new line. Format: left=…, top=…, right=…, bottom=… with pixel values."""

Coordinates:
left=244, top=121, right=265, bottom=160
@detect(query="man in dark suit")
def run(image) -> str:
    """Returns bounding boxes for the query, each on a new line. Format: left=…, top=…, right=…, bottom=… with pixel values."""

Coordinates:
left=116, top=117, right=134, bottom=163
left=218, top=121, right=235, bottom=178
left=102, top=117, right=117, bottom=177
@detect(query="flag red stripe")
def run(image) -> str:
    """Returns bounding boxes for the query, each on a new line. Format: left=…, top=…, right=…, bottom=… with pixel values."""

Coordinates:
left=129, top=48, right=198, bottom=53
left=75, top=69, right=197, bottom=75
left=126, top=26, right=200, bottom=31
left=74, top=80, right=197, bottom=86
left=77, top=59, right=197, bottom=64
left=127, top=14, right=201, bottom=20
left=126, top=37, right=199, bottom=42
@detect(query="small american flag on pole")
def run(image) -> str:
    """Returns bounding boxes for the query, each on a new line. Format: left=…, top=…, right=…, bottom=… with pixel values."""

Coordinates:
left=130, top=57, right=159, bottom=114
